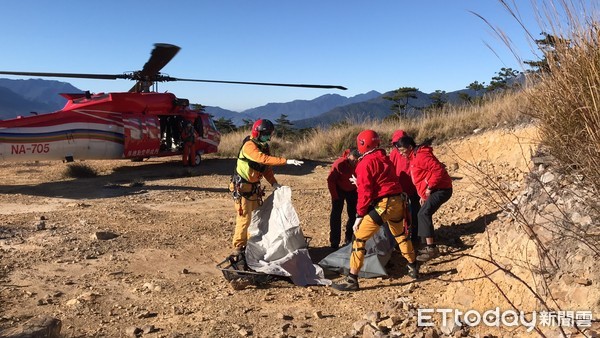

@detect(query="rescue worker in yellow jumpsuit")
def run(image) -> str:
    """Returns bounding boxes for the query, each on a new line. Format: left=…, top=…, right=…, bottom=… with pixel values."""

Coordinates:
left=230, top=119, right=304, bottom=255
left=332, top=129, right=418, bottom=292
left=181, top=120, right=198, bottom=166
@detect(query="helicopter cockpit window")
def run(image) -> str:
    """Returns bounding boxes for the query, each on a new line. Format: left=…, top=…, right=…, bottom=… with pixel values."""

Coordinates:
left=194, top=117, right=204, bottom=138
left=208, top=118, right=217, bottom=132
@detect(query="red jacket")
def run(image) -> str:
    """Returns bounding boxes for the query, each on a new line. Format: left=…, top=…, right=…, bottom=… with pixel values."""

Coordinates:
left=327, top=154, right=357, bottom=200
left=389, top=148, right=418, bottom=196
left=355, top=149, right=403, bottom=216
left=408, top=145, right=452, bottom=199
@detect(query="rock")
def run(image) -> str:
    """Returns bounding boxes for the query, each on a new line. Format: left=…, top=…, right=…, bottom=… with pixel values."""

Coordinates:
left=141, top=325, right=157, bottom=334
left=66, top=299, right=80, bottom=306
left=1, top=316, right=62, bottom=338
left=276, top=313, right=293, bottom=320
left=575, top=278, right=592, bottom=286
left=352, top=319, right=369, bottom=332
left=93, top=231, right=119, bottom=240
left=35, top=220, right=45, bottom=231
left=229, top=278, right=253, bottom=291
left=77, top=292, right=100, bottom=302
left=532, top=155, right=554, bottom=165
left=424, top=328, right=440, bottom=338
left=237, top=328, right=251, bottom=336
left=362, top=323, right=380, bottom=338
left=540, top=171, right=555, bottom=183
left=440, top=318, right=458, bottom=336
left=377, top=315, right=401, bottom=328
left=125, top=326, right=142, bottom=337
left=363, top=311, right=380, bottom=322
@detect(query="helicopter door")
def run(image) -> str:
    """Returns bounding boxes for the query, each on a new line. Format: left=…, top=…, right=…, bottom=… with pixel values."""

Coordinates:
left=196, top=115, right=220, bottom=154
left=123, top=114, right=161, bottom=159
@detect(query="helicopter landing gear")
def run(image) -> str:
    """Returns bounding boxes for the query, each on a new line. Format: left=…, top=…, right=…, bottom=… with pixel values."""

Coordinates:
left=194, top=152, right=202, bottom=166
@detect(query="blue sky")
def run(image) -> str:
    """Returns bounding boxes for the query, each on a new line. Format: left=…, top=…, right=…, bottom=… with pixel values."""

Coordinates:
left=0, top=1, right=550, bottom=112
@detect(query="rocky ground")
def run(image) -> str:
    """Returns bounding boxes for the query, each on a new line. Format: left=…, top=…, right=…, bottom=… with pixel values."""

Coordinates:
left=0, top=125, right=597, bottom=338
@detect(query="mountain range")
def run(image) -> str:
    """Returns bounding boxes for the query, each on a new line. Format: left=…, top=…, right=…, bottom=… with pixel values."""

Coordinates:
left=0, top=78, right=477, bottom=127
left=0, top=79, right=82, bottom=119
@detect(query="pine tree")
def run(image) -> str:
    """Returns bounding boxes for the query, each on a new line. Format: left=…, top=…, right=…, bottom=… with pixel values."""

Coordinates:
left=524, top=32, right=571, bottom=73
left=487, top=68, right=520, bottom=92
left=214, top=117, right=237, bottom=134
left=275, top=114, right=294, bottom=138
left=383, top=87, right=418, bottom=119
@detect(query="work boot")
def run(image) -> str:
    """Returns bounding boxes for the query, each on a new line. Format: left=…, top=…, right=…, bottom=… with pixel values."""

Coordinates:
left=230, top=246, right=244, bottom=257
left=417, top=246, right=440, bottom=262
left=407, top=262, right=419, bottom=279
left=229, top=247, right=249, bottom=271
left=331, top=275, right=359, bottom=292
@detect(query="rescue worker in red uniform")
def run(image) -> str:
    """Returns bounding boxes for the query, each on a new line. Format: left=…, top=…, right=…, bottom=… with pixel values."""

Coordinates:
left=332, top=130, right=418, bottom=292
left=327, top=148, right=360, bottom=249
left=181, top=120, right=198, bottom=166
left=230, top=119, right=303, bottom=255
left=395, top=135, right=453, bottom=262
left=389, top=130, right=421, bottom=249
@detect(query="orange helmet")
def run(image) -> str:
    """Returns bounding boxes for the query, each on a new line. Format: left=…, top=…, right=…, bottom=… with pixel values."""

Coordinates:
left=251, top=119, right=275, bottom=139
left=356, top=129, right=380, bottom=154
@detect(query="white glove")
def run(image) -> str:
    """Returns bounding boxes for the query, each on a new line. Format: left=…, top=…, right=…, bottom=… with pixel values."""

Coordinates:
left=273, top=183, right=282, bottom=189
left=349, top=174, right=357, bottom=186
left=353, top=217, right=363, bottom=233
left=286, top=159, right=304, bottom=166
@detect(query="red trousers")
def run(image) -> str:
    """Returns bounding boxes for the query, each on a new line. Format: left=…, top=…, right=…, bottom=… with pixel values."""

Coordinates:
left=183, top=142, right=196, bottom=166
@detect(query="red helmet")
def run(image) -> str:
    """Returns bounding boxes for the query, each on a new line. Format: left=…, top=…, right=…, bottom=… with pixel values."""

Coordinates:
left=390, top=129, right=407, bottom=145
left=356, top=129, right=380, bottom=154
left=251, top=119, right=275, bottom=138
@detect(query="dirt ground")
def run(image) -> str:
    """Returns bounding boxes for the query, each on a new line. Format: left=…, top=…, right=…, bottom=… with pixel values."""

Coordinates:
left=0, top=126, right=541, bottom=337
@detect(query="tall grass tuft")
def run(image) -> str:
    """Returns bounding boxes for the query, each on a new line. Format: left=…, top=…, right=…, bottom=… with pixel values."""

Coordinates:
left=500, top=1, right=600, bottom=191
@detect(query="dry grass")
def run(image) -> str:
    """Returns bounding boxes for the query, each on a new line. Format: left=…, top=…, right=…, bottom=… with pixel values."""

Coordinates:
left=63, top=162, right=98, bottom=179
left=499, top=0, right=600, bottom=191
left=215, top=92, right=530, bottom=160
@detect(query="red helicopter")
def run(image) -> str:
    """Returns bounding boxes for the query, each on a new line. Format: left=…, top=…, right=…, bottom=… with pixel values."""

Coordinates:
left=0, top=43, right=346, bottom=166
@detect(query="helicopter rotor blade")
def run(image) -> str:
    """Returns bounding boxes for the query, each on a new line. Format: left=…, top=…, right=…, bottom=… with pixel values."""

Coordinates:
left=140, top=43, right=181, bottom=76
left=164, top=77, right=347, bottom=90
left=1, top=43, right=347, bottom=92
left=0, top=70, right=127, bottom=80
left=130, top=43, right=181, bottom=92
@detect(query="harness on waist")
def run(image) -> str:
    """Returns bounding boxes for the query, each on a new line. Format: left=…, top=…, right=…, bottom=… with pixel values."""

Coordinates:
left=367, top=192, right=410, bottom=234
left=230, top=173, right=265, bottom=199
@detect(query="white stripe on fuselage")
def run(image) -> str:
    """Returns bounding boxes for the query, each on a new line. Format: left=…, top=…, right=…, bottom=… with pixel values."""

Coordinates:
left=72, top=109, right=125, bottom=126
left=0, top=122, right=124, bottom=134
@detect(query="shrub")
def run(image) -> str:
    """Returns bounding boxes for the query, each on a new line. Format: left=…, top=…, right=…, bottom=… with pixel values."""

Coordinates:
left=63, top=163, right=98, bottom=178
